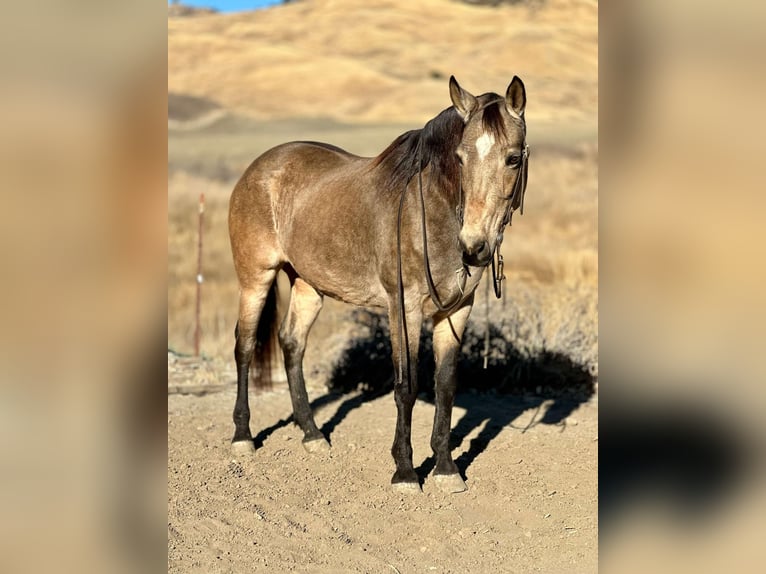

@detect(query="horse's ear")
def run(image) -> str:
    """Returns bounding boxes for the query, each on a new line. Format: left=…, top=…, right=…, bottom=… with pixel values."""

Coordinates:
left=505, top=76, right=526, bottom=117
left=449, top=76, right=477, bottom=121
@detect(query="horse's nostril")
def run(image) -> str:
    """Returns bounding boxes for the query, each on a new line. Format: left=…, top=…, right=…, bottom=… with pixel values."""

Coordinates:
left=460, top=238, right=491, bottom=266
left=459, top=237, right=489, bottom=259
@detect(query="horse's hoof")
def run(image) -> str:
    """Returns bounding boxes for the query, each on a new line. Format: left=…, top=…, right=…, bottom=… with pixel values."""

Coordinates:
left=231, top=440, right=256, bottom=455
left=392, top=481, right=422, bottom=494
left=302, top=437, right=330, bottom=453
left=432, top=473, right=468, bottom=493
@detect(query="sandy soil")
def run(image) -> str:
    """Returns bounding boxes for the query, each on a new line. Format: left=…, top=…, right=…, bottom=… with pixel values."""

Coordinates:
left=168, top=354, right=597, bottom=573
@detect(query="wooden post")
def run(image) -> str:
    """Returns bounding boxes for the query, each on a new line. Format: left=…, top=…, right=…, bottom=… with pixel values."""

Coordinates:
left=194, top=193, right=205, bottom=356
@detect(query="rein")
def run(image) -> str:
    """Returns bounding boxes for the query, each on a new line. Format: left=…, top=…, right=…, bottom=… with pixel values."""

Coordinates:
left=417, top=160, right=467, bottom=315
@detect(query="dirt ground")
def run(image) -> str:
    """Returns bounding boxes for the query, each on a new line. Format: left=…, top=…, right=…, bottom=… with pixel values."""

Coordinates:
left=168, top=351, right=597, bottom=573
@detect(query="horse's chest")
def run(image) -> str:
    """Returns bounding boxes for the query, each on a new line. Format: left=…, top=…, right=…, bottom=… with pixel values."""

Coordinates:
left=463, top=267, right=486, bottom=295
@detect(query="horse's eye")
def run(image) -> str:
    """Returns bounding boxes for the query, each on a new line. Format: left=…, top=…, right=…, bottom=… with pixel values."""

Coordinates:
left=505, top=154, right=521, bottom=167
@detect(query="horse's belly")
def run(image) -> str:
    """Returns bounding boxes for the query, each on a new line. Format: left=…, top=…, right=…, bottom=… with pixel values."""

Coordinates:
left=273, top=166, right=391, bottom=308
left=281, top=219, right=388, bottom=308
left=287, top=254, right=388, bottom=308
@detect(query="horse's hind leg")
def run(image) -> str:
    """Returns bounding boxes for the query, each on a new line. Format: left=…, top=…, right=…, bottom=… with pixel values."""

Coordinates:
left=278, top=275, right=329, bottom=452
left=232, top=272, right=278, bottom=454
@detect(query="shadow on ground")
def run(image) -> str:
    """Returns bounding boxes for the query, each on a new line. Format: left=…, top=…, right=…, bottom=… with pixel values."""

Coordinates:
left=313, top=310, right=596, bottom=481
left=251, top=309, right=595, bottom=480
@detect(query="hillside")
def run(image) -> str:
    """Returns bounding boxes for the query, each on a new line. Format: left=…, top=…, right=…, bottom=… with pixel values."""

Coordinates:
left=168, top=0, right=597, bottom=125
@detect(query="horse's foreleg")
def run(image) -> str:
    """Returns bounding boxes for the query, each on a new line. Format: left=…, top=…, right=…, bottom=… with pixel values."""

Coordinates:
left=278, top=276, right=328, bottom=452
left=430, top=296, right=474, bottom=493
left=232, top=272, right=277, bottom=454
left=388, top=302, right=423, bottom=491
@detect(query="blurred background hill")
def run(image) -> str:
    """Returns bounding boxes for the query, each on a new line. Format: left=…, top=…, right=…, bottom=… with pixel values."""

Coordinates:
left=169, top=0, right=596, bottom=125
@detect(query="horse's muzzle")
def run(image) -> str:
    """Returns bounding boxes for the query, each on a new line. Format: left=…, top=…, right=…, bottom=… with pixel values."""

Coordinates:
left=460, top=238, right=491, bottom=267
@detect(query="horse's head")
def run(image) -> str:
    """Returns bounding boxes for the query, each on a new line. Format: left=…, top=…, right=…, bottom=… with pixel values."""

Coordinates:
left=449, top=76, right=528, bottom=267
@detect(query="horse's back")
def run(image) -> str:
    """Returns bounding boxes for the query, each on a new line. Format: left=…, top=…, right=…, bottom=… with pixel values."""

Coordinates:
left=231, top=140, right=356, bottom=217
left=229, top=142, right=333, bottom=276
left=252, top=140, right=359, bottom=177
left=229, top=140, right=387, bottom=303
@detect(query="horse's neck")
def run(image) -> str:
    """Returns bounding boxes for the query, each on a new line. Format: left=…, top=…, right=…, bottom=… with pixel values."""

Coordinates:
left=409, top=167, right=463, bottom=265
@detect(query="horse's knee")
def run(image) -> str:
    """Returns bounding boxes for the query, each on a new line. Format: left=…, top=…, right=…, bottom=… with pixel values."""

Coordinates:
left=234, top=331, right=256, bottom=365
left=278, top=328, right=301, bottom=358
left=394, top=383, right=417, bottom=409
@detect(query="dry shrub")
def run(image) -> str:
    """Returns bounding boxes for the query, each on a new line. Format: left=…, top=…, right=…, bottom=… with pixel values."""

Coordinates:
left=325, top=280, right=596, bottom=397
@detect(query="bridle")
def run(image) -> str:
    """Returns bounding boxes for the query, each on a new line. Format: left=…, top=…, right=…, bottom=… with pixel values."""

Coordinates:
left=394, top=129, right=529, bottom=389
left=491, top=141, right=530, bottom=298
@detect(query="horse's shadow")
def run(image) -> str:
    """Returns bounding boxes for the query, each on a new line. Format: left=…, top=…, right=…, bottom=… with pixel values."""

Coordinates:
left=417, top=384, right=591, bottom=480
left=254, top=309, right=595, bottom=481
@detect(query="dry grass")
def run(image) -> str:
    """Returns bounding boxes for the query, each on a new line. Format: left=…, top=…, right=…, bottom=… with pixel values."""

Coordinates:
left=168, top=0, right=597, bottom=125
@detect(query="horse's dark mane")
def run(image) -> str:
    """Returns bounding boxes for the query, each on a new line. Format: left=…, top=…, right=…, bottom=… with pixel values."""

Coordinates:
left=372, top=106, right=464, bottom=197
left=372, top=94, right=506, bottom=199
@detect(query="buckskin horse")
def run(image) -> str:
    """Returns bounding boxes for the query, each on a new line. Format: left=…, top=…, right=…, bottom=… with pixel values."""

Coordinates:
left=228, top=76, right=529, bottom=493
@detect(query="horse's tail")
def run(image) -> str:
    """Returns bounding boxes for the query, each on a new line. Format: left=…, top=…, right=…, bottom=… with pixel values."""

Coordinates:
left=251, top=281, right=280, bottom=390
